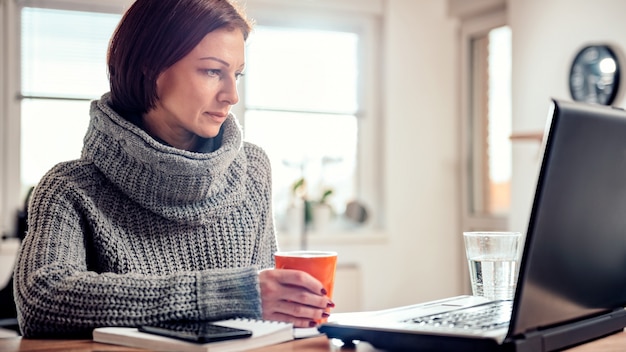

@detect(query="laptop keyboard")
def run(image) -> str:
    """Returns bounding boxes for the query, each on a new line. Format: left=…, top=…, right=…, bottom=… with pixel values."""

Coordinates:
left=403, top=300, right=513, bottom=330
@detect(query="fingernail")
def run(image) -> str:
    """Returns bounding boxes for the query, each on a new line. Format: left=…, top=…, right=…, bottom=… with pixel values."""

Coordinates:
left=322, top=312, right=330, bottom=318
left=327, top=301, right=335, bottom=308
left=321, top=288, right=328, bottom=295
left=309, top=321, right=317, bottom=327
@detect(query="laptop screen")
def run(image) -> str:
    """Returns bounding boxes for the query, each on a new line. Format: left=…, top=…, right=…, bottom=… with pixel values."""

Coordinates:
left=511, top=100, right=626, bottom=336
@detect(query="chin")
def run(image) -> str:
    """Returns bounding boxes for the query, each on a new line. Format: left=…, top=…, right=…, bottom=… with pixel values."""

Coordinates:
left=199, top=128, right=222, bottom=139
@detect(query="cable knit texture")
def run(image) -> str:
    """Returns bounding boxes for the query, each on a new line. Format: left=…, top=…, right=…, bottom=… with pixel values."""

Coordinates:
left=13, top=93, right=277, bottom=338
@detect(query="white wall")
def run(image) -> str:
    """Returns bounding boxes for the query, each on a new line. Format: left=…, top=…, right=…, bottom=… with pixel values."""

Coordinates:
left=356, top=0, right=626, bottom=312
left=336, top=0, right=461, bottom=310
left=509, top=0, right=626, bottom=234
left=382, top=0, right=461, bottom=307
left=261, top=0, right=463, bottom=312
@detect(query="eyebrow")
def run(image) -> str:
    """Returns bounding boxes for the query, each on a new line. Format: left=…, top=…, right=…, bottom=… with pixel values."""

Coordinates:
left=200, top=56, right=230, bottom=67
left=199, top=56, right=245, bottom=70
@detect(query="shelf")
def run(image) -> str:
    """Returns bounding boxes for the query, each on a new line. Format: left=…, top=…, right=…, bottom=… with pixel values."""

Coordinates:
left=510, top=131, right=543, bottom=143
left=277, top=229, right=388, bottom=249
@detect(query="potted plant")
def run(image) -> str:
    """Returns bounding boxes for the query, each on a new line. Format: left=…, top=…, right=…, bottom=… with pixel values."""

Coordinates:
left=285, top=177, right=307, bottom=237
left=311, top=187, right=334, bottom=233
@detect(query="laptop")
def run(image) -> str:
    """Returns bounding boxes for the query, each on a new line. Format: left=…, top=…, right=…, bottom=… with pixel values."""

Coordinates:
left=319, top=99, right=626, bottom=351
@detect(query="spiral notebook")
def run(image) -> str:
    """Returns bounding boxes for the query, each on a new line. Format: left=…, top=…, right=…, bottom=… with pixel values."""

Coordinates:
left=93, top=318, right=307, bottom=352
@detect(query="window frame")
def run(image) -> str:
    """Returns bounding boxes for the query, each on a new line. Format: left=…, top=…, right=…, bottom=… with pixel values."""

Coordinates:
left=1, top=0, right=21, bottom=238
left=1, top=0, right=385, bottom=239
left=0, top=0, right=4, bottom=236
left=0, top=0, right=131, bottom=237
left=459, top=8, right=510, bottom=232
left=235, top=2, right=384, bottom=233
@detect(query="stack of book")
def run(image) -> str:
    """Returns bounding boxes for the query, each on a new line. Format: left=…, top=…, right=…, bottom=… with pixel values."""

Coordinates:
left=93, top=318, right=321, bottom=352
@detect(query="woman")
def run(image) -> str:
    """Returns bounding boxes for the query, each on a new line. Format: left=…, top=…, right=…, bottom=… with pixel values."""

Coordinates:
left=13, top=0, right=333, bottom=338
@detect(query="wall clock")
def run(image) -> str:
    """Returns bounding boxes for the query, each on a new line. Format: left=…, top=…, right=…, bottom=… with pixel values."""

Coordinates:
left=569, top=44, right=621, bottom=105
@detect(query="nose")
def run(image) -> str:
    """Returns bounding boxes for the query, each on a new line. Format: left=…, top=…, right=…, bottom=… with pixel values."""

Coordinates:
left=218, top=76, right=239, bottom=106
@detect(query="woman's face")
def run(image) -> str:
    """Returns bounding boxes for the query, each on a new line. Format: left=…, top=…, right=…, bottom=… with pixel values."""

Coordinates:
left=144, top=27, right=245, bottom=151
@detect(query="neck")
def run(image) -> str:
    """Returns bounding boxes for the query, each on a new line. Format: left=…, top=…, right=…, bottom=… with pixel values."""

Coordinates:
left=141, top=113, right=199, bottom=151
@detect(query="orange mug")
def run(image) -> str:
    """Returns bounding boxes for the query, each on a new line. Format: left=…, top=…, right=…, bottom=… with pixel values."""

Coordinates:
left=274, top=250, right=338, bottom=322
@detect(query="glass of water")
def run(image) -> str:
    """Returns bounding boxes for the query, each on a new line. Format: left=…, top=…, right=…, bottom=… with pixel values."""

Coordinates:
left=463, top=231, right=523, bottom=301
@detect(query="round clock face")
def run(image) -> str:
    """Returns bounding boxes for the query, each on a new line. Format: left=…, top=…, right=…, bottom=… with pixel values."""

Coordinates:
left=569, top=45, right=620, bottom=105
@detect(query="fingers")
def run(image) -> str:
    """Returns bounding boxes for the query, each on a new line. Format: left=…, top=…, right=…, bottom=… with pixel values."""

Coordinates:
left=259, top=269, right=330, bottom=310
left=260, top=269, right=328, bottom=306
left=263, top=310, right=330, bottom=328
left=272, top=280, right=328, bottom=309
left=274, top=269, right=327, bottom=297
left=259, top=269, right=335, bottom=327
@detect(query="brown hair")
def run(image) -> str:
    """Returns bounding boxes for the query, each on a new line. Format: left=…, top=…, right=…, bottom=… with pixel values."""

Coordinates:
left=107, top=0, right=252, bottom=115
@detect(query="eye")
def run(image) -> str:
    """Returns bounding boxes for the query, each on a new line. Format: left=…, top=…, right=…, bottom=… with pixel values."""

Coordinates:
left=235, top=72, right=245, bottom=81
left=204, top=69, right=221, bottom=77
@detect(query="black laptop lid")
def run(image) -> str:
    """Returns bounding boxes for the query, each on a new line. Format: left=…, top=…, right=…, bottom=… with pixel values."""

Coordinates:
left=510, top=99, right=626, bottom=336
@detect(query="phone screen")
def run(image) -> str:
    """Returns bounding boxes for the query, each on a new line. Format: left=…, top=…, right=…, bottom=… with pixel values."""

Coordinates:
left=139, top=320, right=253, bottom=343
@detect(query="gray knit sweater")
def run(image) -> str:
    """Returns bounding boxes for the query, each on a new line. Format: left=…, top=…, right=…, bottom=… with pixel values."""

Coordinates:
left=13, top=93, right=277, bottom=338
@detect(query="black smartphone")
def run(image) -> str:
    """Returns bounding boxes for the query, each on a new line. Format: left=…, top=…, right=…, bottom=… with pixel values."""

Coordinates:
left=139, top=320, right=253, bottom=343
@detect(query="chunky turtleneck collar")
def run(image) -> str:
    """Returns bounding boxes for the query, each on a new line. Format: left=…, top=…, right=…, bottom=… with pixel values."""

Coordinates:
left=123, top=111, right=224, bottom=153
left=81, top=93, right=248, bottom=225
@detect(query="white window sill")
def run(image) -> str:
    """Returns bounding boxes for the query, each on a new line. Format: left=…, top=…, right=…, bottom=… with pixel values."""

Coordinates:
left=277, top=228, right=388, bottom=248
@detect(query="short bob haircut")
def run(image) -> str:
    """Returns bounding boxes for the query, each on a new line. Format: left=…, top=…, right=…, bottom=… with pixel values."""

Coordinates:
left=107, top=0, right=253, bottom=116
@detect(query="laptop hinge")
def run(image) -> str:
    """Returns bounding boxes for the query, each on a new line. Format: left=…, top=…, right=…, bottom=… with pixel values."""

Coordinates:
left=508, top=309, right=626, bottom=352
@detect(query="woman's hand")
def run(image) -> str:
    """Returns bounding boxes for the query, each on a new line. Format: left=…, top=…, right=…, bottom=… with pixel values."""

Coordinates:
left=259, top=269, right=335, bottom=328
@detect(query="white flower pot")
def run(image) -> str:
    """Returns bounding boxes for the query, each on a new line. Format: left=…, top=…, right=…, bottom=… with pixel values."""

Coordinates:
left=312, top=204, right=332, bottom=233
left=285, top=201, right=305, bottom=237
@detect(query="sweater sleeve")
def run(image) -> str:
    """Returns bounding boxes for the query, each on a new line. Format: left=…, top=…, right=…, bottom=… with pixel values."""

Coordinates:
left=13, top=174, right=263, bottom=338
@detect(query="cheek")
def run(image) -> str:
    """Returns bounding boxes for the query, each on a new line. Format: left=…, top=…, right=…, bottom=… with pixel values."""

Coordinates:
left=155, top=72, right=175, bottom=100
left=156, top=68, right=194, bottom=99
left=157, top=70, right=218, bottom=108
left=189, top=80, right=220, bottom=102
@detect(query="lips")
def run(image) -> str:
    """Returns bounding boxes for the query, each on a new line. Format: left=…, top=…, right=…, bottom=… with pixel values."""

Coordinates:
left=207, top=112, right=227, bottom=118
left=204, top=111, right=228, bottom=121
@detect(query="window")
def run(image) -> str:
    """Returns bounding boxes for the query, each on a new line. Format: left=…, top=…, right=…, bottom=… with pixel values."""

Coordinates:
left=0, top=0, right=383, bottom=239
left=242, top=26, right=360, bottom=235
left=20, top=7, right=120, bottom=189
left=0, top=2, right=126, bottom=236
left=469, top=26, right=511, bottom=216
left=460, top=9, right=512, bottom=231
left=237, top=3, right=383, bottom=238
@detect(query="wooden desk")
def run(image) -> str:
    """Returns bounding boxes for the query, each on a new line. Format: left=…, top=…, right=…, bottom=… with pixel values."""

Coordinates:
left=2, top=329, right=626, bottom=352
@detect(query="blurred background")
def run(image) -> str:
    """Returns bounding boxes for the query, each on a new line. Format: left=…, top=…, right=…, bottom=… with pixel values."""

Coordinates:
left=1, top=0, right=625, bottom=317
